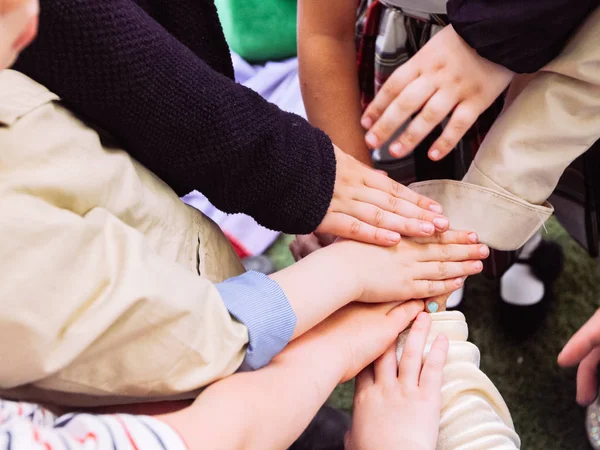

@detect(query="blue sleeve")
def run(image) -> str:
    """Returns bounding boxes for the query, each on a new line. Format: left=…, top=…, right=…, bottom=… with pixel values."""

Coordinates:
left=216, top=271, right=296, bottom=371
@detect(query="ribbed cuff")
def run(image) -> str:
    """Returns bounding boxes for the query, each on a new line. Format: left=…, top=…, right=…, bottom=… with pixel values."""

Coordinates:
left=217, top=270, right=296, bottom=371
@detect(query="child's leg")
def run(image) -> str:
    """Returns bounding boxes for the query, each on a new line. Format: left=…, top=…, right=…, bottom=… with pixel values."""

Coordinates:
left=397, top=312, right=521, bottom=449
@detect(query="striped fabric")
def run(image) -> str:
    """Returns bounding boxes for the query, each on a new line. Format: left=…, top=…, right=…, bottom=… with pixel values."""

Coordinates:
left=0, top=399, right=187, bottom=449
left=217, top=270, right=296, bottom=371
left=355, top=0, right=505, bottom=184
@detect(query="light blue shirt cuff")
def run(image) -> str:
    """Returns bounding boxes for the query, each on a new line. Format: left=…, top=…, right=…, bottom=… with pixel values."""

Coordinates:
left=216, top=270, right=296, bottom=371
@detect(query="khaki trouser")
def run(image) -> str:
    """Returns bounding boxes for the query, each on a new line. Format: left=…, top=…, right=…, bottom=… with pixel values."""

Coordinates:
left=0, top=70, right=248, bottom=407
left=411, top=7, right=600, bottom=251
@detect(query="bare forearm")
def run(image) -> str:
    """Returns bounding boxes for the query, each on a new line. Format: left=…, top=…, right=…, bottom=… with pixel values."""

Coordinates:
left=269, top=241, right=361, bottom=339
left=298, top=2, right=371, bottom=165
left=159, top=335, right=344, bottom=450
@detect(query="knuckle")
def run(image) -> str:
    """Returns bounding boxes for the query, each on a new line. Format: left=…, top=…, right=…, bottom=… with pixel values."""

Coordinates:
left=427, top=280, right=437, bottom=295
left=390, top=179, right=403, bottom=197
left=374, top=208, right=385, bottom=226
left=438, top=261, right=447, bottom=278
left=417, top=210, right=431, bottom=222
left=387, top=194, right=399, bottom=212
left=421, top=107, right=440, bottom=124
left=380, top=82, right=397, bottom=99
left=401, top=347, right=420, bottom=361
left=437, top=136, right=453, bottom=150
left=350, top=220, right=361, bottom=236
left=452, top=118, right=470, bottom=132
left=440, top=245, right=451, bottom=261
left=402, top=130, right=416, bottom=144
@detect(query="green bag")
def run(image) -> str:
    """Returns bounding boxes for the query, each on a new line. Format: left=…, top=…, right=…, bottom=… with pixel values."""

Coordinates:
left=215, top=0, right=298, bottom=63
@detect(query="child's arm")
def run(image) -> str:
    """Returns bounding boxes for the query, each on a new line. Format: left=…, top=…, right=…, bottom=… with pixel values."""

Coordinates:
left=0, top=401, right=187, bottom=450
left=0, top=145, right=486, bottom=406
left=412, top=7, right=600, bottom=252
left=157, top=301, right=425, bottom=450
left=297, top=0, right=371, bottom=165
left=362, top=0, right=595, bottom=162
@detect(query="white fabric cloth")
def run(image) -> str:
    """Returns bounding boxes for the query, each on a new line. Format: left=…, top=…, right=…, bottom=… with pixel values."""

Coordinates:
left=397, top=312, right=521, bottom=449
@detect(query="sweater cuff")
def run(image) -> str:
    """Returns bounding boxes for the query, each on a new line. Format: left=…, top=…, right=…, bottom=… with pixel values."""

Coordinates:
left=216, top=271, right=296, bottom=371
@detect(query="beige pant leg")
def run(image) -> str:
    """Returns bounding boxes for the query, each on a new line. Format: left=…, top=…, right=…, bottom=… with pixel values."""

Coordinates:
left=397, top=312, right=521, bottom=449
left=410, top=7, right=600, bottom=251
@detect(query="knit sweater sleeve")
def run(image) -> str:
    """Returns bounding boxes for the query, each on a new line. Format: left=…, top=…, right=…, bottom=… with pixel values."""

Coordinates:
left=447, top=0, right=598, bottom=73
left=14, top=0, right=336, bottom=234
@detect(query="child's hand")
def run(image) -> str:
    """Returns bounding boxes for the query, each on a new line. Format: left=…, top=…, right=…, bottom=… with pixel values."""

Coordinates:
left=346, top=313, right=447, bottom=450
left=349, top=229, right=488, bottom=303
left=558, top=309, right=600, bottom=405
left=318, top=146, right=449, bottom=246
left=0, top=0, right=38, bottom=69
left=360, top=25, right=514, bottom=161
left=303, top=300, right=425, bottom=383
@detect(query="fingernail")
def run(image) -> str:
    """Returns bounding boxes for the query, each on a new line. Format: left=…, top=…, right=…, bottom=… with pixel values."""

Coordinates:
left=430, top=149, right=441, bottom=160
left=361, top=116, right=373, bottom=129
left=427, top=302, right=439, bottom=313
left=479, top=245, right=490, bottom=257
left=390, top=142, right=403, bottom=156
left=386, top=231, right=401, bottom=243
left=473, top=261, right=484, bottom=271
left=366, top=133, right=378, bottom=147
left=420, top=223, right=434, bottom=234
left=433, top=218, right=449, bottom=229
left=455, top=278, right=465, bottom=288
left=468, top=232, right=478, bottom=243
left=429, top=204, right=443, bottom=214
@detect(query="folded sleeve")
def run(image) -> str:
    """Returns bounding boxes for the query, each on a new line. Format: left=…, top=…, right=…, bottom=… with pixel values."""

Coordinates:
left=217, top=271, right=296, bottom=371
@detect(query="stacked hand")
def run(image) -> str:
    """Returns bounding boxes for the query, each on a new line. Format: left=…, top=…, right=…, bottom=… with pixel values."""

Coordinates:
left=346, top=312, right=447, bottom=450
left=319, top=146, right=450, bottom=246
left=360, top=25, right=513, bottom=161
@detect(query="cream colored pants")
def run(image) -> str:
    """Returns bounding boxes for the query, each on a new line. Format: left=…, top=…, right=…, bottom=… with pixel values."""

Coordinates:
left=411, top=7, right=600, bottom=251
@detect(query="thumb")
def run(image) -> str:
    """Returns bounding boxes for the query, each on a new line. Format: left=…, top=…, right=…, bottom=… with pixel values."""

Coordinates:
left=387, top=300, right=424, bottom=334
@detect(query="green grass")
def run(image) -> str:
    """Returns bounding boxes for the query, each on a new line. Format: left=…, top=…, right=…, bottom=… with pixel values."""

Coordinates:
left=268, top=218, right=600, bottom=449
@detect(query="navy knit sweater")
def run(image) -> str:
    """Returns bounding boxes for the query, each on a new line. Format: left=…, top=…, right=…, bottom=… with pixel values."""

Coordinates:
left=15, top=0, right=336, bottom=234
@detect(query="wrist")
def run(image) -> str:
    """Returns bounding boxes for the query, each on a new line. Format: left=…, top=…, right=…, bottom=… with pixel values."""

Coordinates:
left=318, top=240, right=365, bottom=303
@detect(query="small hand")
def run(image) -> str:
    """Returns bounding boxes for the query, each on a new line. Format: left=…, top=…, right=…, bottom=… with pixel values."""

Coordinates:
left=361, top=25, right=513, bottom=161
left=558, top=309, right=600, bottom=405
left=346, top=312, right=447, bottom=450
left=0, top=0, right=39, bottom=69
left=318, top=146, right=449, bottom=246
left=315, top=301, right=425, bottom=383
left=352, top=229, right=488, bottom=303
